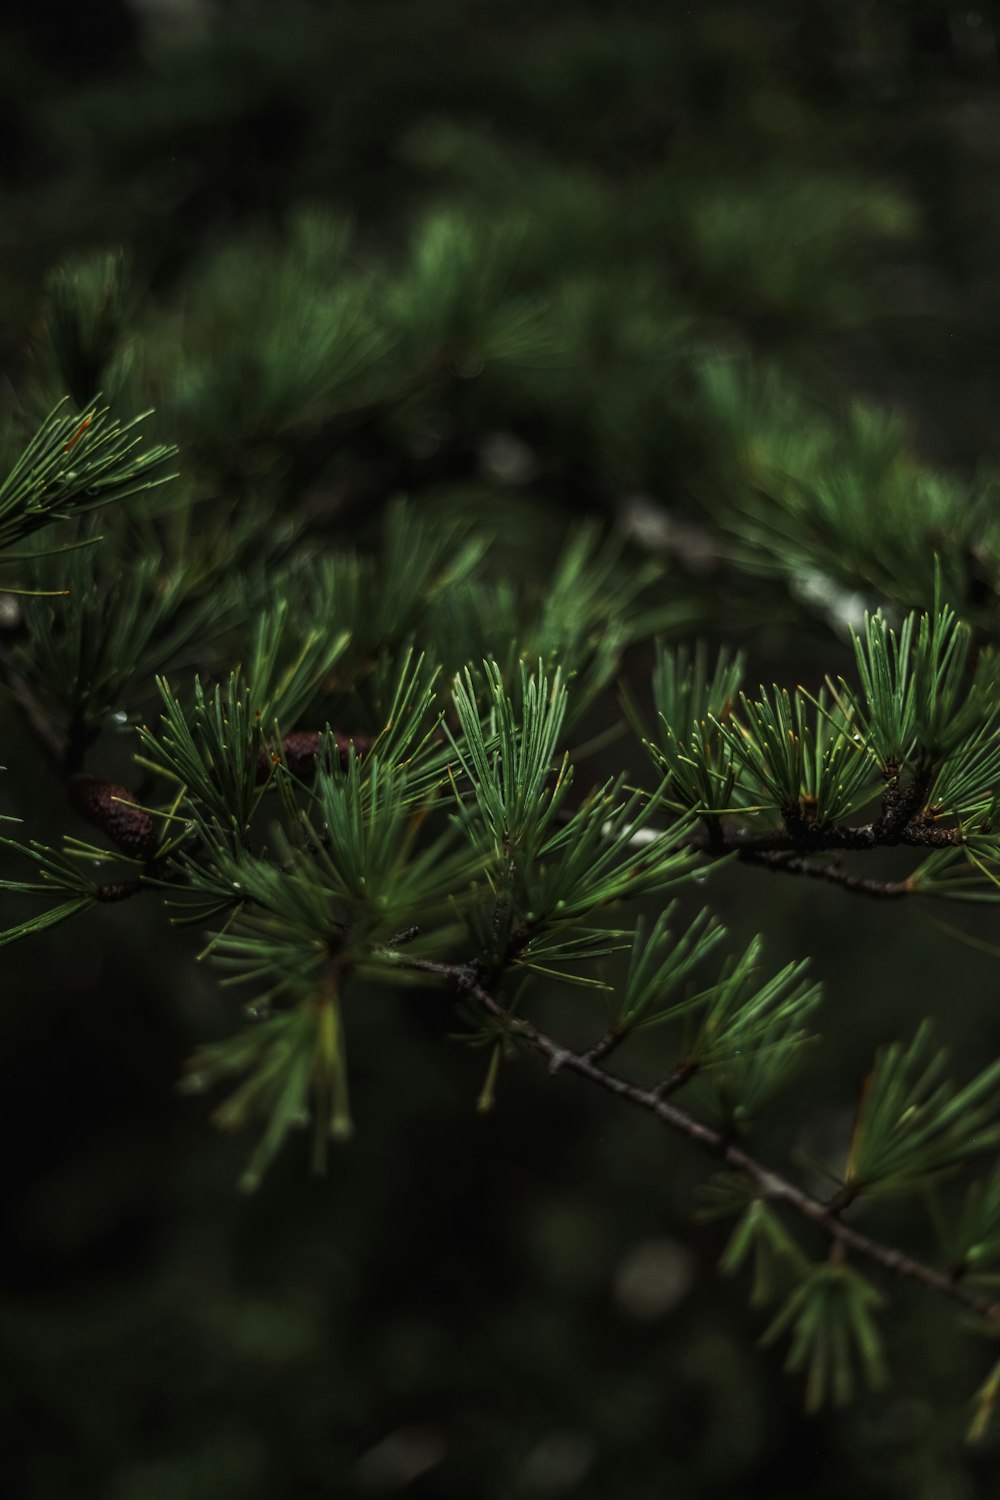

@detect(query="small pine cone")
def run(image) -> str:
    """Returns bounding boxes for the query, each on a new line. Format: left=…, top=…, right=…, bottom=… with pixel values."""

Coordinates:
left=69, top=776, right=157, bottom=860
left=257, top=730, right=376, bottom=782
left=329, top=730, right=375, bottom=765
left=284, top=730, right=376, bottom=776
left=282, top=731, right=323, bottom=778
left=256, top=732, right=322, bottom=782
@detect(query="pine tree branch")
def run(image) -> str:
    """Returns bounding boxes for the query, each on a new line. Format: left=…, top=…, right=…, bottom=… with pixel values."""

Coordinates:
left=651, top=1062, right=697, bottom=1099
left=691, top=816, right=958, bottom=855
left=737, top=849, right=912, bottom=900
left=584, top=1023, right=628, bottom=1064
left=601, top=813, right=944, bottom=898
left=874, top=763, right=935, bottom=840
left=396, top=955, right=1000, bottom=1326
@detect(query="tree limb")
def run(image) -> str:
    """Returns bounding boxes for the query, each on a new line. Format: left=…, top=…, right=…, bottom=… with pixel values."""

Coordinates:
left=737, top=849, right=912, bottom=899
left=396, top=955, right=1000, bottom=1326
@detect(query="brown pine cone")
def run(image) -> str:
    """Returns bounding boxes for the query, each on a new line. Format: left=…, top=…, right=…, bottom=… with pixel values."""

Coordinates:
left=69, top=776, right=158, bottom=860
left=327, top=731, right=375, bottom=767
left=282, top=731, right=324, bottom=778
left=256, top=731, right=375, bottom=783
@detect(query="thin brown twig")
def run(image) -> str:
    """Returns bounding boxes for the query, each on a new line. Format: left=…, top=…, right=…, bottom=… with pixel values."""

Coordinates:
left=396, top=955, right=1000, bottom=1326
left=651, top=1062, right=696, bottom=1100
left=584, top=1024, right=628, bottom=1064
left=738, top=849, right=912, bottom=900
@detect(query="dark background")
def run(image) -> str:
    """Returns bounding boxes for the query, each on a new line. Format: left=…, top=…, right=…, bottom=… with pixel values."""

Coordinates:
left=3, top=3, right=1000, bottom=1495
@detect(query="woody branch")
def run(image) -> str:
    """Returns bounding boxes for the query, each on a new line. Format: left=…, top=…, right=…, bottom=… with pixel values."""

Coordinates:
left=393, top=953, right=1000, bottom=1327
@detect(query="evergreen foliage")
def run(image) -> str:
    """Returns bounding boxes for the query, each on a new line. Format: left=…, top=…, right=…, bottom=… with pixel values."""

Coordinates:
left=8, top=4, right=1000, bottom=1490
left=6, top=352, right=1000, bottom=1428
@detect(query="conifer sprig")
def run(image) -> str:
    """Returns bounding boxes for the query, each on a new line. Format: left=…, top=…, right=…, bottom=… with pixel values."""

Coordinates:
left=0, top=833, right=111, bottom=944
left=712, top=1193, right=808, bottom=1308
left=714, top=686, right=877, bottom=823
left=448, top=659, right=570, bottom=858
left=627, top=641, right=742, bottom=814
left=935, top=1158, right=1000, bottom=1280
left=612, top=904, right=726, bottom=1033
left=835, top=604, right=989, bottom=769
left=760, top=1261, right=888, bottom=1412
left=831, top=1022, right=1000, bottom=1206
left=685, top=940, right=821, bottom=1128
left=137, top=673, right=266, bottom=841
left=0, top=399, right=177, bottom=551
left=520, top=777, right=699, bottom=922
left=17, top=544, right=224, bottom=742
